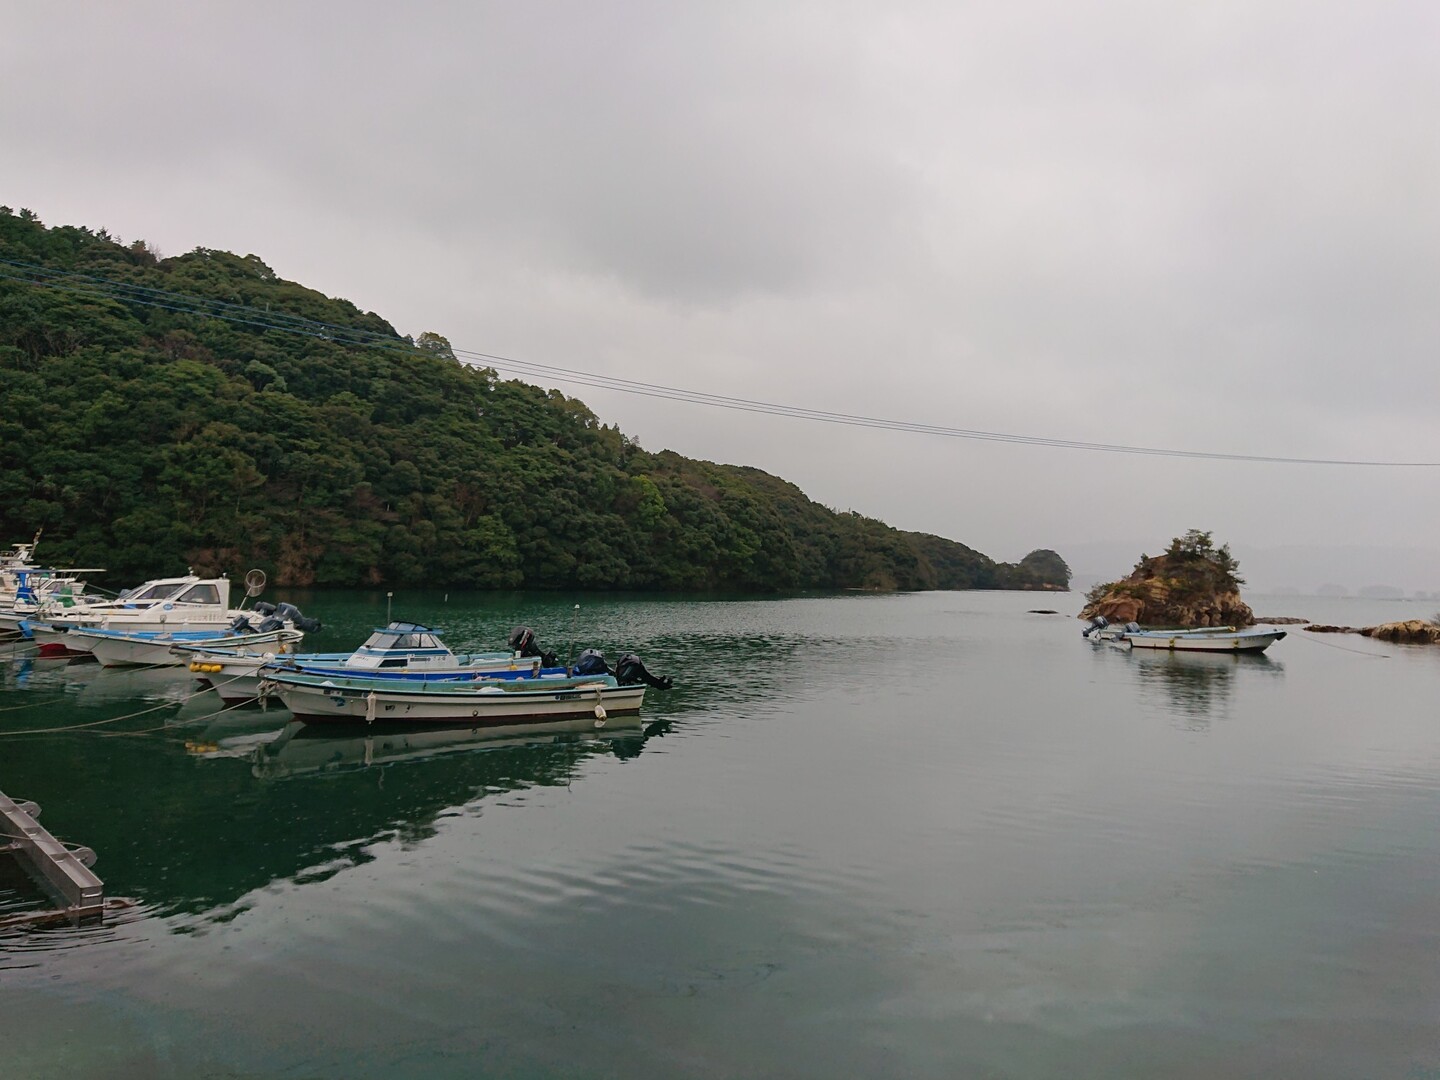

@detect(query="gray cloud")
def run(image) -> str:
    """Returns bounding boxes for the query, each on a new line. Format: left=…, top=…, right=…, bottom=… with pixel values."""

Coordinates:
left=2, top=1, right=1437, bottom=573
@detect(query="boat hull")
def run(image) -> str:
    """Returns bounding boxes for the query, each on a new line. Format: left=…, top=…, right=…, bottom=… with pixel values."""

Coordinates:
left=189, top=657, right=564, bottom=705
left=79, top=628, right=304, bottom=668
left=268, top=677, right=646, bottom=726
left=1122, top=629, right=1286, bottom=653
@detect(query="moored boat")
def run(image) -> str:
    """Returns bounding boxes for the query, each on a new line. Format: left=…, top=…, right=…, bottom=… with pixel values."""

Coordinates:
left=260, top=669, right=647, bottom=726
left=74, top=626, right=307, bottom=669
left=24, top=570, right=318, bottom=655
left=177, top=621, right=565, bottom=704
left=1084, top=617, right=1285, bottom=653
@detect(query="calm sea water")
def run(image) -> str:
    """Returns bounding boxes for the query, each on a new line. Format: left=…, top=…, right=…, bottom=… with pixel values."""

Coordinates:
left=3, top=589, right=1440, bottom=1079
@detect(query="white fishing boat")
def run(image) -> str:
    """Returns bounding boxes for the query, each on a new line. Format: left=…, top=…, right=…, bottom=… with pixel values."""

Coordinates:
left=72, top=626, right=307, bottom=669
left=0, top=574, right=100, bottom=632
left=260, top=670, right=647, bottom=727
left=1083, top=617, right=1285, bottom=653
left=25, top=570, right=318, bottom=656
left=177, top=622, right=563, bottom=705
left=0, top=536, right=104, bottom=633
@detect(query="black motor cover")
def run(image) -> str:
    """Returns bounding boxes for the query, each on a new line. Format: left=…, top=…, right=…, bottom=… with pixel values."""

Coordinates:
left=615, top=653, right=673, bottom=690
left=508, top=626, right=540, bottom=656
left=573, top=648, right=610, bottom=676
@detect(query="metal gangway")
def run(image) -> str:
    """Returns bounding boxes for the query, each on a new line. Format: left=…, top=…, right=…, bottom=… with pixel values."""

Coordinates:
left=0, top=788, right=103, bottom=926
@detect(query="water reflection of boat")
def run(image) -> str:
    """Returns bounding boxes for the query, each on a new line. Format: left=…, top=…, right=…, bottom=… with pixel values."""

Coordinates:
left=1126, top=647, right=1284, bottom=718
left=1131, top=648, right=1283, bottom=670
left=69, top=664, right=198, bottom=707
left=252, top=716, right=644, bottom=779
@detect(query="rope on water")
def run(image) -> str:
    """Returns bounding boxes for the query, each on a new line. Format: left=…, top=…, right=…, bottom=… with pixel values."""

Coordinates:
left=102, top=693, right=257, bottom=737
left=1294, top=631, right=1391, bottom=659
left=0, top=696, right=69, bottom=713
left=0, top=697, right=181, bottom=736
left=0, top=666, right=257, bottom=736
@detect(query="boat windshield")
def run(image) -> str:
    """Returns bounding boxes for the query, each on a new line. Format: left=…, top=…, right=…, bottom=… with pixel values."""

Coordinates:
left=366, top=631, right=442, bottom=651
left=174, top=583, right=221, bottom=605
left=129, top=582, right=187, bottom=601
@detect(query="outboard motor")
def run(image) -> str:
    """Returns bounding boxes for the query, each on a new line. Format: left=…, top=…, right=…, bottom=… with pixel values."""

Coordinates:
left=255, top=616, right=285, bottom=633
left=507, top=626, right=557, bottom=666
left=267, top=601, right=322, bottom=633
left=615, top=652, right=673, bottom=690
left=228, top=613, right=255, bottom=633
left=1081, top=615, right=1109, bottom=638
left=573, top=648, right=611, bottom=677
left=253, top=601, right=277, bottom=617
left=1125, top=621, right=1141, bottom=634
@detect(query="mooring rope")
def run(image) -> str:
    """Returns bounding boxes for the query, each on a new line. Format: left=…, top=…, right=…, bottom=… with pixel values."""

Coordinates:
left=0, top=667, right=257, bottom=736
left=101, top=691, right=258, bottom=737
left=0, top=696, right=68, bottom=713
left=1293, top=631, right=1391, bottom=659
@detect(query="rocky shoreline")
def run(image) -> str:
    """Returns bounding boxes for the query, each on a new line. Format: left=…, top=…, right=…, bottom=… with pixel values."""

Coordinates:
left=1253, top=617, right=1440, bottom=644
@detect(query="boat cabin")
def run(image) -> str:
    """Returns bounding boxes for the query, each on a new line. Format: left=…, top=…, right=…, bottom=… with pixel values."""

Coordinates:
left=345, top=622, right=457, bottom=670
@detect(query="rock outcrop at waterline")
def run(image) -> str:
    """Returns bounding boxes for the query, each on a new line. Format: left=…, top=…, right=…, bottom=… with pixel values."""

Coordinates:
left=1308, top=620, right=1440, bottom=644
left=1079, top=530, right=1254, bottom=628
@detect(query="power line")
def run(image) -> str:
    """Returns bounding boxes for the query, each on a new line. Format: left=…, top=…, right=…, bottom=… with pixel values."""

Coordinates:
left=1, top=256, right=1436, bottom=467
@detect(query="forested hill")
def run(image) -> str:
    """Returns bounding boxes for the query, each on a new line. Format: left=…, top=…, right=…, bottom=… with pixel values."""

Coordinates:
left=0, top=209, right=1070, bottom=592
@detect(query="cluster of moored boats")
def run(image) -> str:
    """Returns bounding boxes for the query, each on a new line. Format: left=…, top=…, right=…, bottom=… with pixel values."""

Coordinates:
left=1, top=538, right=672, bottom=728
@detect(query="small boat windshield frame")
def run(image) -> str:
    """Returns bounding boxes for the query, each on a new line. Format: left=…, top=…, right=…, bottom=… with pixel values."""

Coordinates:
left=127, top=582, right=188, bottom=602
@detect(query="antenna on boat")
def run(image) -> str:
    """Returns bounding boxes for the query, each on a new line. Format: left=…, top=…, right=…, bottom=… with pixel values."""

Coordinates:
left=567, top=603, right=580, bottom=673
left=387, top=591, right=394, bottom=623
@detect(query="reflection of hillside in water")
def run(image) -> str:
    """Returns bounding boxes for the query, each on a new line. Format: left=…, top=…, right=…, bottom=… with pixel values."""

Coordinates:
left=0, top=711, right=656, bottom=923
left=1127, top=649, right=1285, bottom=722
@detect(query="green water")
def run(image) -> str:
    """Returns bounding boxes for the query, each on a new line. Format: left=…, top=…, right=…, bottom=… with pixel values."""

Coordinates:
left=3, top=590, right=1440, bottom=1079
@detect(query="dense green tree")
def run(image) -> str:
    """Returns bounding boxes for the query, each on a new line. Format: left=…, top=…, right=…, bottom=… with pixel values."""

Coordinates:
left=0, top=209, right=1069, bottom=592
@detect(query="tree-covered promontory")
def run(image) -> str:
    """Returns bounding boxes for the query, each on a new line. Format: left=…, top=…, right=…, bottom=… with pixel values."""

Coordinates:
left=0, top=209, right=1069, bottom=592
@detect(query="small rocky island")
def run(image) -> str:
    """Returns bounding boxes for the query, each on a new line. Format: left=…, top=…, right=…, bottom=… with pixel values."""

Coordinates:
left=1080, top=530, right=1252, bottom=627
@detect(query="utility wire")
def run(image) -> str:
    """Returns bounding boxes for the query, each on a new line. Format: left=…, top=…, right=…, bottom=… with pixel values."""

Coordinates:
left=1, top=256, right=1436, bottom=467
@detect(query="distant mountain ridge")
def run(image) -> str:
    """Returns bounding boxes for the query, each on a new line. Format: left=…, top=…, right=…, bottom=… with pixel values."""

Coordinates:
left=0, top=208, right=1068, bottom=592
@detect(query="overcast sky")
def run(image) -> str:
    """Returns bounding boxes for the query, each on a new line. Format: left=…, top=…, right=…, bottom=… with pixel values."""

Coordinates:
left=3, top=2, right=1437, bottom=586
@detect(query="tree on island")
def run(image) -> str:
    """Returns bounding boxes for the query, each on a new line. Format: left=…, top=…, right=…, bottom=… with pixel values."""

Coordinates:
left=999, top=549, right=1071, bottom=591
left=1081, top=529, right=1253, bottom=628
